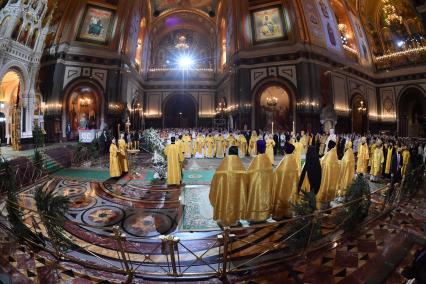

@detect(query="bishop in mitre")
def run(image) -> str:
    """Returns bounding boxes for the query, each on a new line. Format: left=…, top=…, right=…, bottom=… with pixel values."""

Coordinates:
left=209, top=146, right=247, bottom=227
left=356, top=137, right=369, bottom=174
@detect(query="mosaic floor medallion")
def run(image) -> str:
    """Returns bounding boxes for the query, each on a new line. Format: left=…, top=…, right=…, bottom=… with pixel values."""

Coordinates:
left=82, top=206, right=124, bottom=227
left=123, top=211, right=174, bottom=237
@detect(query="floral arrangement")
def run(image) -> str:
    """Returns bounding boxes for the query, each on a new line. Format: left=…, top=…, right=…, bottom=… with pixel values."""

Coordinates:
left=143, top=128, right=167, bottom=180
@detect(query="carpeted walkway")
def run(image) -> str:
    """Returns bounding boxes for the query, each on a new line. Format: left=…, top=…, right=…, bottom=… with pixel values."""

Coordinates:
left=53, top=168, right=111, bottom=182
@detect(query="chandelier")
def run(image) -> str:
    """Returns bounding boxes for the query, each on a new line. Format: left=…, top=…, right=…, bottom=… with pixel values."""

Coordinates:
left=79, top=97, right=92, bottom=107
left=383, top=0, right=402, bottom=26
left=266, top=96, right=278, bottom=107
left=357, top=101, right=367, bottom=112
left=175, top=35, right=189, bottom=50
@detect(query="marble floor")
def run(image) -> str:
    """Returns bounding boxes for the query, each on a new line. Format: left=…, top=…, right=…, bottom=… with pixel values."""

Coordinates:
left=1, top=152, right=425, bottom=283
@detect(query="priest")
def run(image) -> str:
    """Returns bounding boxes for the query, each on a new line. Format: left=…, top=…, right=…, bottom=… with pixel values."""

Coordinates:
left=238, top=132, right=248, bottom=158
left=272, top=143, right=299, bottom=219
left=182, top=133, right=192, bottom=158
left=370, top=139, right=384, bottom=182
left=209, top=146, right=247, bottom=227
left=245, top=140, right=274, bottom=222
left=265, top=134, right=276, bottom=165
left=205, top=134, right=215, bottom=158
left=338, top=140, right=355, bottom=197
left=109, top=138, right=122, bottom=178
left=215, top=133, right=225, bottom=158
left=164, top=137, right=184, bottom=186
left=118, top=133, right=129, bottom=173
left=248, top=130, right=258, bottom=157
left=356, top=137, right=369, bottom=174
left=318, top=140, right=340, bottom=208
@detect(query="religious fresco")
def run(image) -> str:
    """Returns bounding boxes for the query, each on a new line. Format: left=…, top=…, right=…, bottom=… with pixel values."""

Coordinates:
left=381, top=89, right=396, bottom=120
left=152, top=0, right=216, bottom=13
left=77, top=5, right=116, bottom=45
left=314, top=0, right=342, bottom=53
left=259, top=86, right=291, bottom=131
left=250, top=6, right=287, bottom=43
left=300, top=0, right=326, bottom=48
left=349, top=11, right=372, bottom=67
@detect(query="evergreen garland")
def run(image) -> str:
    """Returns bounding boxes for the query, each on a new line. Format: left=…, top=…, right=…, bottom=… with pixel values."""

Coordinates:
left=32, top=125, right=45, bottom=149
left=286, top=190, right=322, bottom=252
left=339, top=176, right=371, bottom=231
left=35, top=186, right=74, bottom=253
left=1, top=160, right=41, bottom=244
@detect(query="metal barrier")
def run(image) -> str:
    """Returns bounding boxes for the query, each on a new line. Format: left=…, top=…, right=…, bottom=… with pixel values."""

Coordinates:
left=0, top=160, right=47, bottom=193
left=0, top=181, right=399, bottom=282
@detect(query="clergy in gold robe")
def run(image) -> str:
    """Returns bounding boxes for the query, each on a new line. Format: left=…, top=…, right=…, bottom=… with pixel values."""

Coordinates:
left=226, top=134, right=237, bottom=153
left=338, top=141, right=355, bottom=197
left=272, top=143, right=299, bottom=219
left=401, top=146, right=410, bottom=177
left=356, top=137, right=369, bottom=174
left=182, top=134, right=192, bottom=158
left=164, top=137, right=184, bottom=186
left=266, top=136, right=276, bottom=165
left=205, top=134, right=215, bottom=158
left=215, top=134, right=225, bottom=158
left=370, top=140, right=384, bottom=182
left=248, top=131, right=258, bottom=157
left=118, top=135, right=129, bottom=173
left=209, top=146, right=247, bottom=226
left=318, top=140, right=340, bottom=206
left=385, top=143, right=395, bottom=175
left=246, top=140, right=274, bottom=222
left=238, top=134, right=248, bottom=158
left=176, top=136, right=185, bottom=163
left=194, top=134, right=205, bottom=158
left=109, top=139, right=122, bottom=178
left=293, top=138, right=303, bottom=174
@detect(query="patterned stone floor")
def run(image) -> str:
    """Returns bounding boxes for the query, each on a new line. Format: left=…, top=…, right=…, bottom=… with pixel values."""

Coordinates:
left=1, top=153, right=424, bottom=283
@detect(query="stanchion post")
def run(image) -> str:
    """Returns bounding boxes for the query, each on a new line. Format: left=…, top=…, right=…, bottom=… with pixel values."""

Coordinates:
left=113, top=226, right=133, bottom=282
left=218, top=227, right=231, bottom=282
left=303, top=213, right=318, bottom=256
left=167, top=235, right=179, bottom=277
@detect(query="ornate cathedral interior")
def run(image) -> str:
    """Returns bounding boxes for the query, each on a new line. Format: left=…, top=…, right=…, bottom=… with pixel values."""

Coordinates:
left=1, top=0, right=426, bottom=283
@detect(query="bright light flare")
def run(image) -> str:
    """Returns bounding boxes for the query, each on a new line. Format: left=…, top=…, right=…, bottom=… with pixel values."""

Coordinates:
left=177, top=55, right=194, bottom=70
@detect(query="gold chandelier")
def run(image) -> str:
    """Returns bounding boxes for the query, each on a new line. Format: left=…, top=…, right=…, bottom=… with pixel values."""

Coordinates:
left=383, top=0, right=402, bottom=26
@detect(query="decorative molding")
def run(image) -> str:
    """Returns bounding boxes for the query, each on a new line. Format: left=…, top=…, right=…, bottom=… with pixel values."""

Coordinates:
left=92, top=69, right=107, bottom=90
left=251, top=68, right=267, bottom=89
left=277, top=65, right=297, bottom=88
left=63, top=66, right=82, bottom=89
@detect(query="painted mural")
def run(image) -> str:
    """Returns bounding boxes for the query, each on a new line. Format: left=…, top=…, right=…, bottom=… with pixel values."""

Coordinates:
left=77, top=5, right=116, bottom=45
left=152, top=0, right=216, bottom=13
left=314, top=0, right=342, bottom=53
left=300, top=0, right=326, bottom=48
left=250, top=6, right=287, bottom=43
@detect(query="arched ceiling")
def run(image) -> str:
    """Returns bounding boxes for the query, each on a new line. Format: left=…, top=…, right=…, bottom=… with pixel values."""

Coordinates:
left=151, top=0, right=217, bottom=15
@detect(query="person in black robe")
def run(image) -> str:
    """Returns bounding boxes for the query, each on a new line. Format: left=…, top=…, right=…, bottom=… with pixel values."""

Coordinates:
left=337, top=136, right=346, bottom=160
left=298, top=145, right=322, bottom=195
left=273, top=133, right=279, bottom=155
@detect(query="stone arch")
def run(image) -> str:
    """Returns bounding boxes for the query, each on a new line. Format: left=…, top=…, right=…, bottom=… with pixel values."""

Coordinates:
left=162, top=92, right=198, bottom=128
left=61, top=78, right=106, bottom=138
left=350, top=93, right=368, bottom=134
left=251, top=76, right=297, bottom=131
left=397, top=85, right=426, bottom=137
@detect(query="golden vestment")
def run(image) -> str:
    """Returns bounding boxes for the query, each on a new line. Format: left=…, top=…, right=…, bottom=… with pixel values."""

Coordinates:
left=249, top=135, right=258, bottom=157
left=118, top=139, right=129, bottom=173
left=370, top=146, right=384, bottom=176
left=385, top=147, right=393, bottom=174
left=272, top=153, right=299, bottom=219
left=109, top=143, right=122, bottom=177
left=209, top=156, right=248, bottom=226
left=294, top=141, right=303, bottom=173
left=215, top=136, right=225, bottom=158
left=182, top=135, right=192, bottom=157
left=194, top=135, right=205, bottom=155
left=245, top=154, right=274, bottom=222
left=338, top=148, right=355, bottom=196
left=266, top=139, right=275, bottom=164
left=356, top=143, right=369, bottom=174
left=319, top=135, right=327, bottom=156
left=318, top=148, right=340, bottom=203
left=205, top=136, right=215, bottom=158
left=401, top=150, right=410, bottom=176
left=238, top=135, right=247, bottom=157
left=164, top=143, right=183, bottom=185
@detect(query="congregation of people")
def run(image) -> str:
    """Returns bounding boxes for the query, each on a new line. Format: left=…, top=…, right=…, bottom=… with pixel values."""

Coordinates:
left=108, top=127, right=423, bottom=227
left=159, top=128, right=421, bottom=227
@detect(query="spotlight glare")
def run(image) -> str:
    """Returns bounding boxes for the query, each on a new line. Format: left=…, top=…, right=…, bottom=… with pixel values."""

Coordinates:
left=178, top=56, right=194, bottom=69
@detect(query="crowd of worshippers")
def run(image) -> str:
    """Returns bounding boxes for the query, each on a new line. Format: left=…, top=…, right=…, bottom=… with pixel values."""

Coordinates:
left=162, top=128, right=422, bottom=227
